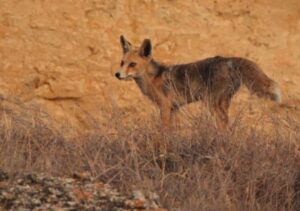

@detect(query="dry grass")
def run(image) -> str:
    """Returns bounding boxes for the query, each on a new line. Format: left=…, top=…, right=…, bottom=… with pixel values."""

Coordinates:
left=0, top=97, right=299, bottom=210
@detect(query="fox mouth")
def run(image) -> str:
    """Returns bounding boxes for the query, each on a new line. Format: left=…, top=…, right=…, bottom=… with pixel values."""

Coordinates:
left=119, top=77, right=132, bottom=81
left=115, top=73, right=133, bottom=81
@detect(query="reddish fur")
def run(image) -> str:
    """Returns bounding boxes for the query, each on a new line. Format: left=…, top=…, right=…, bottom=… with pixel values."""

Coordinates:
left=116, top=36, right=281, bottom=129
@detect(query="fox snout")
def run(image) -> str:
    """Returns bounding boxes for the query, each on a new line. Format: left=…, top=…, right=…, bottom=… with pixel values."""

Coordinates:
left=114, top=70, right=131, bottom=80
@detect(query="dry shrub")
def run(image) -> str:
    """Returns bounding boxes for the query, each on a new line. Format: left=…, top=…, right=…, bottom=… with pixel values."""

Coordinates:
left=0, top=97, right=299, bottom=210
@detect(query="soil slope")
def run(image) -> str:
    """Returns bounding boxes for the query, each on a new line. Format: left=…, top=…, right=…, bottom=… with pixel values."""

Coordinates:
left=0, top=0, right=299, bottom=131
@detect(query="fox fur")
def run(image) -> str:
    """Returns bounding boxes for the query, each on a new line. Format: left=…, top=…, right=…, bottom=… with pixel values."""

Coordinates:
left=115, top=35, right=281, bottom=128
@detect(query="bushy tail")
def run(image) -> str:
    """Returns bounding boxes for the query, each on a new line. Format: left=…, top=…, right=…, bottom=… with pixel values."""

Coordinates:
left=233, top=58, right=282, bottom=103
left=266, top=81, right=282, bottom=103
left=244, top=79, right=282, bottom=103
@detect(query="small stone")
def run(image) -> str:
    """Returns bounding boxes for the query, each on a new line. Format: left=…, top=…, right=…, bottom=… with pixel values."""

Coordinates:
left=72, top=172, right=91, bottom=181
left=132, top=190, right=146, bottom=201
left=2, top=191, right=14, bottom=200
left=31, top=198, right=41, bottom=205
left=125, top=199, right=146, bottom=209
left=0, top=170, right=9, bottom=181
left=66, top=201, right=77, bottom=207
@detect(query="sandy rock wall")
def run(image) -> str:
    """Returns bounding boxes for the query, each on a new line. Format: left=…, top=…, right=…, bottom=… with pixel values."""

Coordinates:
left=0, top=0, right=299, bottom=131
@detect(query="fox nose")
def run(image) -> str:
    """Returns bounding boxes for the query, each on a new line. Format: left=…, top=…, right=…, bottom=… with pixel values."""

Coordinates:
left=115, top=72, right=120, bottom=79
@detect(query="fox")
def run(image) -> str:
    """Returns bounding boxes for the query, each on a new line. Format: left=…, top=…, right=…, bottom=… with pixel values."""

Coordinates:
left=115, top=35, right=281, bottom=129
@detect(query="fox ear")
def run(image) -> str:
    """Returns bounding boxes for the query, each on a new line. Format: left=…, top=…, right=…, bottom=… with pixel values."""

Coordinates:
left=120, top=35, right=132, bottom=54
left=139, top=39, right=152, bottom=57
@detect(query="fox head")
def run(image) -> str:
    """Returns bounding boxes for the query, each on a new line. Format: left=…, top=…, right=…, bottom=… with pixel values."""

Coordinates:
left=115, top=35, right=152, bottom=80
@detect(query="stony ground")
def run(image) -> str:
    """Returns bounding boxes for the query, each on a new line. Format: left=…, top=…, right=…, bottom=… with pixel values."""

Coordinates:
left=0, top=170, right=166, bottom=211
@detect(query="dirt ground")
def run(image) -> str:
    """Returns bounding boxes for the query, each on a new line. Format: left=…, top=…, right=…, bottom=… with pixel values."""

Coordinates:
left=0, top=0, right=299, bottom=132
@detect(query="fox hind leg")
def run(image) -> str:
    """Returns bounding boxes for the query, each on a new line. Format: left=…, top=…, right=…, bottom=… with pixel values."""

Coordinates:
left=209, top=93, right=232, bottom=130
left=215, top=97, right=231, bottom=130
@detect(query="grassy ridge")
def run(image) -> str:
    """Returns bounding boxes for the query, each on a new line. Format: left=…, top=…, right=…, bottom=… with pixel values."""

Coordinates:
left=0, top=97, right=299, bottom=210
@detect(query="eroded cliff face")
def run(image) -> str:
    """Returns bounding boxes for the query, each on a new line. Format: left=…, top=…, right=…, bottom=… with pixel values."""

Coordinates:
left=0, top=0, right=299, bottom=132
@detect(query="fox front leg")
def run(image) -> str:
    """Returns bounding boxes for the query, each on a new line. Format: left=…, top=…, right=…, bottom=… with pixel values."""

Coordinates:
left=160, top=105, right=172, bottom=128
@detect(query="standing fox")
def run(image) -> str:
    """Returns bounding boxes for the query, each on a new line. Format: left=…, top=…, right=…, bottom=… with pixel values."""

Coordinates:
left=115, top=35, right=281, bottom=128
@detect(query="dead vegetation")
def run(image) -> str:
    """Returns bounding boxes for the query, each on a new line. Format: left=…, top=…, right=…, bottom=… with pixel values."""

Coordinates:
left=0, top=96, right=299, bottom=210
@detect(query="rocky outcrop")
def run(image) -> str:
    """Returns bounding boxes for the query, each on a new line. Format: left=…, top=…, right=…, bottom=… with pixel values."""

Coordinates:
left=0, top=170, right=166, bottom=211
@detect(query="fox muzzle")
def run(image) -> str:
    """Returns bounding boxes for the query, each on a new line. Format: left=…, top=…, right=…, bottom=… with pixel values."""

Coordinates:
left=115, top=72, right=121, bottom=79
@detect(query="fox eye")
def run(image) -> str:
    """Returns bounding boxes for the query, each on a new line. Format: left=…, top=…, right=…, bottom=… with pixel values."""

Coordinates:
left=120, top=60, right=124, bottom=67
left=128, top=62, right=137, bottom=68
